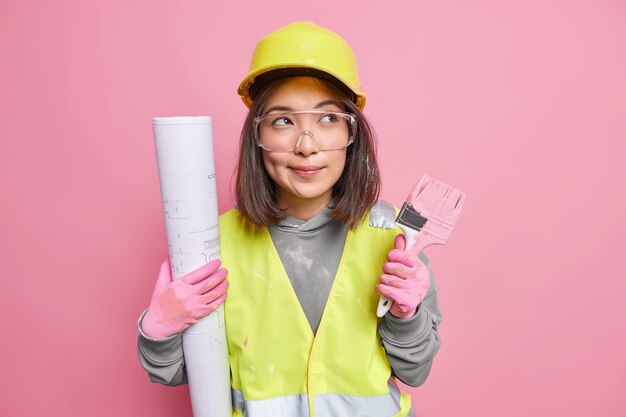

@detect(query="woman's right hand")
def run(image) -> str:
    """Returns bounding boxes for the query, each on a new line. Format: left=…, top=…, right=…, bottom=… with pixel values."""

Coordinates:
left=141, top=258, right=229, bottom=339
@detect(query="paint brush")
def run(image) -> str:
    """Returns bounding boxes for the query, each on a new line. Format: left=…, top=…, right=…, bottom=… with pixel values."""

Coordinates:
left=376, top=174, right=466, bottom=317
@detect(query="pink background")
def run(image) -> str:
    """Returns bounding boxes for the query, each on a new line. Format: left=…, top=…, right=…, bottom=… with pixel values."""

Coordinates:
left=1, top=0, right=625, bottom=416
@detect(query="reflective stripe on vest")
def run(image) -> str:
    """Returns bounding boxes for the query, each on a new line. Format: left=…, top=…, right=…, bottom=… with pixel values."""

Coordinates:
left=232, top=380, right=411, bottom=417
left=232, top=389, right=308, bottom=417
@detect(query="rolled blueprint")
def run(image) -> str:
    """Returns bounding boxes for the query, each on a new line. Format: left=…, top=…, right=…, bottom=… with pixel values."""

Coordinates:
left=152, top=117, right=231, bottom=417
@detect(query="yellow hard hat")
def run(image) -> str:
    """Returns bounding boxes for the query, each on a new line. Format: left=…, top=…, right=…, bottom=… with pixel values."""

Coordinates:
left=237, top=21, right=366, bottom=110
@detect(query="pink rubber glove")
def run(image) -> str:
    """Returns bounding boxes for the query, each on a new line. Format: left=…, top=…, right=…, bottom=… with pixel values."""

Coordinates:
left=376, top=234, right=430, bottom=319
left=142, top=258, right=228, bottom=339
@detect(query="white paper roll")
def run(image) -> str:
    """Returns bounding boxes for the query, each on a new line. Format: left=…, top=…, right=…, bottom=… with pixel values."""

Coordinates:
left=152, top=116, right=231, bottom=417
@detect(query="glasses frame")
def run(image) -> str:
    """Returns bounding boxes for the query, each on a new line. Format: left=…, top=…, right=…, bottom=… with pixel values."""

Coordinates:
left=253, top=110, right=357, bottom=153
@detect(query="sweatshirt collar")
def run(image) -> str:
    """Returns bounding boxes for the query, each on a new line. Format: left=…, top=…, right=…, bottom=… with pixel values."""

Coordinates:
left=272, top=206, right=336, bottom=232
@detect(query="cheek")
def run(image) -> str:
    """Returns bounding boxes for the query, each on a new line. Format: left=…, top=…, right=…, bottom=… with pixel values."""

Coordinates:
left=261, top=152, right=282, bottom=181
left=331, top=153, right=348, bottom=176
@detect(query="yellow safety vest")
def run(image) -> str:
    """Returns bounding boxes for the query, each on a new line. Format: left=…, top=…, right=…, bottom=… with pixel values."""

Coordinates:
left=219, top=206, right=413, bottom=417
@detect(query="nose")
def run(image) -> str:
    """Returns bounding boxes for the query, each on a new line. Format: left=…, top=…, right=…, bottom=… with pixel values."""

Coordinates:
left=293, top=130, right=320, bottom=156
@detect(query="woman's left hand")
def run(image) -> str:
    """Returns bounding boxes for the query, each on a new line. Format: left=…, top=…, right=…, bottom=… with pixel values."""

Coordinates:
left=376, top=234, right=431, bottom=319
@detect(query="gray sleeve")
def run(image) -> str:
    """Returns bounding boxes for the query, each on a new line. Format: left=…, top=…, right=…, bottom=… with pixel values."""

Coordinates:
left=378, top=251, right=442, bottom=387
left=136, top=309, right=188, bottom=386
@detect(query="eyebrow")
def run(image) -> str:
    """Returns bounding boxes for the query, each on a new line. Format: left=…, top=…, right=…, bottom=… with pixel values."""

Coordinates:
left=263, top=100, right=343, bottom=114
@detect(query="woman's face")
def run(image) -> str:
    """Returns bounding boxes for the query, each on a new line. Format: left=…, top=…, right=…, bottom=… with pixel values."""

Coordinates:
left=260, top=77, right=348, bottom=217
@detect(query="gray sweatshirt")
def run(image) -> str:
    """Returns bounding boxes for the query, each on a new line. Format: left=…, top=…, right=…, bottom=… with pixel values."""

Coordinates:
left=137, top=204, right=441, bottom=388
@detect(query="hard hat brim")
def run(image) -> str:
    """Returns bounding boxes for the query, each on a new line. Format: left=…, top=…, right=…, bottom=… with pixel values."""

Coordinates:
left=238, top=65, right=366, bottom=110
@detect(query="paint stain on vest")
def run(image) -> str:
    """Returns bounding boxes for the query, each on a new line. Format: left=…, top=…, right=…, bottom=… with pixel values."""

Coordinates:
left=252, top=270, right=272, bottom=297
left=357, top=296, right=371, bottom=315
left=277, top=374, right=284, bottom=394
left=252, top=271, right=267, bottom=282
left=243, top=336, right=248, bottom=348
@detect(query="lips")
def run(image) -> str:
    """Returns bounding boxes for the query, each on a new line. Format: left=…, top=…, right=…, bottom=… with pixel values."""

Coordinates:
left=290, top=165, right=323, bottom=176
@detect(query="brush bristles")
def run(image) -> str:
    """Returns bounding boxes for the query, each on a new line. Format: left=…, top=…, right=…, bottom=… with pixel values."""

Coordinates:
left=402, top=174, right=466, bottom=241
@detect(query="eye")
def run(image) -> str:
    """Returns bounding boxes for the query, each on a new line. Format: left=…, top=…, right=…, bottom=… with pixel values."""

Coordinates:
left=320, top=113, right=339, bottom=123
left=270, top=116, right=293, bottom=127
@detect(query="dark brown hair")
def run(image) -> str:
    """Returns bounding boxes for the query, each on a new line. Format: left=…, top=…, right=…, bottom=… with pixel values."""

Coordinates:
left=235, top=76, right=380, bottom=229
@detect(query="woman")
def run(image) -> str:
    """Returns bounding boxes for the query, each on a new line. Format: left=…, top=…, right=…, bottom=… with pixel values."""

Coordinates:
left=138, top=21, right=441, bottom=417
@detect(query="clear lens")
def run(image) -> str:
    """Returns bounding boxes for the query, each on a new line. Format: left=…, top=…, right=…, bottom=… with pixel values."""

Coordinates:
left=254, top=110, right=356, bottom=152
